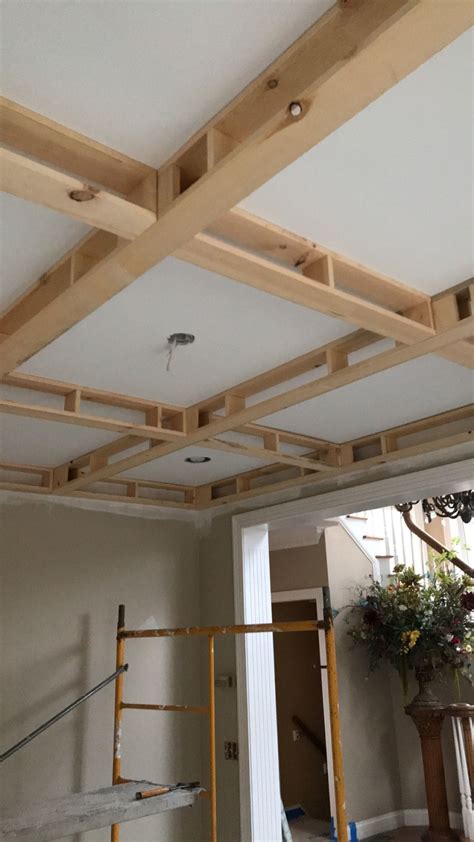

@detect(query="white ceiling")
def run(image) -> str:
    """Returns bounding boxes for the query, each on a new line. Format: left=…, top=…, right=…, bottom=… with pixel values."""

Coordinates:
left=241, top=30, right=473, bottom=293
left=0, top=194, right=88, bottom=310
left=1, top=5, right=472, bottom=490
left=119, top=445, right=267, bottom=487
left=0, top=414, right=117, bottom=466
left=259, top=355, right=473, bottom=442
left=1, top=0, right=332, bottom=167
left=18, top=256, right=351, bottom=404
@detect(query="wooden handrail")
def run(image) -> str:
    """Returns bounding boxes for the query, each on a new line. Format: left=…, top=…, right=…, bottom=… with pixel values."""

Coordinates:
left=292, top=714, right=326, bottom=760
left=402, top=510, right=474, bottom=577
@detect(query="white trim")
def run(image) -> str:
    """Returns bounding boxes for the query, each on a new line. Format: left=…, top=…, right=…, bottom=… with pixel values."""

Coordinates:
left=2, top=457, right=471, bottom=525
left=232, top=460, right=474, bottom=530
left=355, top=810, right=402, bottom=839
left=403, top=809, right=463, bottom=832
left=352, top=809, right=463, bottom=839
left=269, top=525, right=325, bottom=551
left=271, top=588, right=319, bottom=603
left=232, top=461, right=473, bottom=841
left=337, top=517, right=378, bottom=577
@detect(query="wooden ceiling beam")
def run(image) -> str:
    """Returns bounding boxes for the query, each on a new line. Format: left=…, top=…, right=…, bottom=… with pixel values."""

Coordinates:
left=49, top=315, right=474, bottom=494
left=2, top=370, right=186, bottom=412
left=192, top=328, right=379, bottom=414
left=196, top=430, right=473, bottom=509
left=2, top=369, right=335, bottom=451
left=2, top=165, right=471, bottom=370
left=0, top=147, right=157, bottom=239
left=0, top=396, right=189, bottom=442
left=180, top=234, right=430, bottom=341
left=0, top=96, right=155, bottom=195
left=1, top=406, right=471, bottom=509
left=197, top=405, right=473, bottom=507
left=0, top=475, right=195, bottom=509
left=208, top=207, right=427, bottom=312
left=346, top=404, right=474, bottom=448
left=202, top=437, right=331, bottom=472
left=1, top=0, right=470, bottom=375
left=177, top=233, right=473, bottom=367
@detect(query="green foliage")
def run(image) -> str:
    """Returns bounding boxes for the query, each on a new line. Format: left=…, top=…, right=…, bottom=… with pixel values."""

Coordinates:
left=348, top=559, right=473, bottom=689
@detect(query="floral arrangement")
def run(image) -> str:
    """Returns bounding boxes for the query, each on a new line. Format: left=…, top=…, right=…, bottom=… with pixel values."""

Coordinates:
left=348, top=559, right=473, bottom=693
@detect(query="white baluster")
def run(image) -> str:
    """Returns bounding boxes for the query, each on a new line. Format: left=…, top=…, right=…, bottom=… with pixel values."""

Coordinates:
left=451, top=715, right=474, bottom=840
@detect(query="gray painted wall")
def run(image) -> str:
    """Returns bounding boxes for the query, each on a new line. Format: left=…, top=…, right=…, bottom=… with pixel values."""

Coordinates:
left=2, top=496, right=470, bottom=841
left=0, top=501, right=201, bottom=842
left=199, top=513, right=240, bottom=842
left=270, top=539, right=328, bottom=592
left=325, top=525, right=403, bottom=822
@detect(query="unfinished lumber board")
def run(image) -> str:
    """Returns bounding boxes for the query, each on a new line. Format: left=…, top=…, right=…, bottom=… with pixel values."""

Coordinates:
left=0, top=781, right=202, bottom=841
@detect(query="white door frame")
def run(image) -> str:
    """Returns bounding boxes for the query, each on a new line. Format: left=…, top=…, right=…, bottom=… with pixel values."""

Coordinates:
left=232, top=460, right=473, bottom=840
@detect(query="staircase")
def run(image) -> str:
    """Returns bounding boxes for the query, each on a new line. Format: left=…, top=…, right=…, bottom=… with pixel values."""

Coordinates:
left=340, top=506, right=427, bottom=582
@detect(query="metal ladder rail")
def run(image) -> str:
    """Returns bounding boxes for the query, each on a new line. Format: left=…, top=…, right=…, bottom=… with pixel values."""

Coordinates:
left=0, top=664, right=128, bottom=763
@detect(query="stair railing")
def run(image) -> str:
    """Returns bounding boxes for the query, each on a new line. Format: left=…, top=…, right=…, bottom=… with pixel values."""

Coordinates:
left=292, top=714, right=326, bottom=759
left=400, top=509, right=474, bottom=577
left=0, top=664, right=128, bottom=762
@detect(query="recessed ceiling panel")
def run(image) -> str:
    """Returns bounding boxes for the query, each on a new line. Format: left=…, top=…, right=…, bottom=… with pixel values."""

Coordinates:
left=19, top=256, right=352, bottom=404
left=241, top=31, right=473, bottom=293
left=0, top=415, right=117, bottom=466
left=118, top=446, right=267, bottom=487
left=0, top=194, right=89, bottom=310
left=1, top=0, right=332, bottom=167
left=259, top=355, right=474, bottom=442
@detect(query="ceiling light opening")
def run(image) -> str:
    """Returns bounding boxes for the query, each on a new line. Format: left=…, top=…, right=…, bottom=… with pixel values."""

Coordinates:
left=166, top=332, right=195, bottom=372
left=185, top=456, right=211, bottom=464
left=168, top=333, right=195, bottom=346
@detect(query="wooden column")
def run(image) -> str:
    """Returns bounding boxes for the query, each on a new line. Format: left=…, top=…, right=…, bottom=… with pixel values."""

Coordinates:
left=406, top=702, right=459, bottom=842
left=323, top=587, right=348, bottom=842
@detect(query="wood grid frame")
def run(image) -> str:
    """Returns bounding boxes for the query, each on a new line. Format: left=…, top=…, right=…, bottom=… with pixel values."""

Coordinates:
left=1, top=0, right=473, bottom=511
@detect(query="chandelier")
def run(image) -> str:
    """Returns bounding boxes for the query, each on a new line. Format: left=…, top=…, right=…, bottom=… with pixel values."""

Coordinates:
left=395, top=490, right=474, bottom=524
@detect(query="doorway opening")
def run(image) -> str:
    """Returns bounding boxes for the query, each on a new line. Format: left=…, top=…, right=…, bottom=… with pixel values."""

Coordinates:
left=272, top=596, right=331, bottom=842
left=232, top=463, right=472, bottom=841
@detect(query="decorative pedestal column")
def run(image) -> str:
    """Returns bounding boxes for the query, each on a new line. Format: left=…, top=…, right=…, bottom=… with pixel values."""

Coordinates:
left=406, top=696, right=460, bottom=842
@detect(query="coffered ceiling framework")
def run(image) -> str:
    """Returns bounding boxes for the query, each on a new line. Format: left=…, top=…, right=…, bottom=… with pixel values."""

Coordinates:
left=1, top=0, right=473, bottom=511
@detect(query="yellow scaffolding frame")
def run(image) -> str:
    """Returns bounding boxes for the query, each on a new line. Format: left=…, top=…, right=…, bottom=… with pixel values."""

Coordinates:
left=111, top=602, right=347, bottom=842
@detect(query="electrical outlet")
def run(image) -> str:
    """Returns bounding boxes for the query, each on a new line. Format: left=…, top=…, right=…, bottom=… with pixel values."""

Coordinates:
left=292, top=729, right=301, bottom=742
left=224, top=740, right=239, bottom=760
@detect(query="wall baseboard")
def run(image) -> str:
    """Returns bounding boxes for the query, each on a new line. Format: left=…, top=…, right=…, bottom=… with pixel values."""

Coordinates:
left=354, top=809, right=463, bottom=839
left=355, top=810, right=402, bottom=839
left=403, top=809, right=463, bottom=831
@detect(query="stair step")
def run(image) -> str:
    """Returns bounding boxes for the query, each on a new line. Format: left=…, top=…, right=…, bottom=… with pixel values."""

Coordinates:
left=346, top=514, right=368, bottom=521
left=375, top=555, right=395, bottom=559
left=362, top=535, right=384, bottom=541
